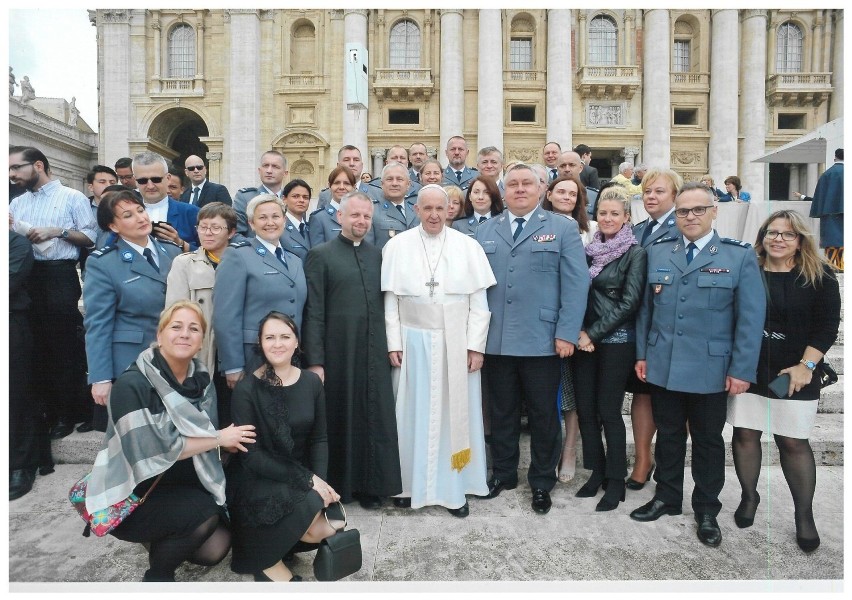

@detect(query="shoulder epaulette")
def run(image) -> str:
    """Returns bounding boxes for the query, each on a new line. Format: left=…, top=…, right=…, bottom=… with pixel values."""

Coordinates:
left=653, top=235, right=679, bottom=245
left=159, top=239, right=182, bottom=248
left=720, top=237, right=752, bottom=248
left=309, top=206, right=326, bottom=217
left=237, top=187, right=257, bottom=194
left=90, top=245, right=116, bottom=257
left=229, top=239, right=252, bottom=249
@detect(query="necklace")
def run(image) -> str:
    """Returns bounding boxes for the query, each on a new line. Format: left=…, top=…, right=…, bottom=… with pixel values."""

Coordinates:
left=418, top=228, right=447, bottom=298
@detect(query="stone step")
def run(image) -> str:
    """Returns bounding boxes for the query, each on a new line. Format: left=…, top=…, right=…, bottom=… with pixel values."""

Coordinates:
left=54, top=413, right=843, bottom=469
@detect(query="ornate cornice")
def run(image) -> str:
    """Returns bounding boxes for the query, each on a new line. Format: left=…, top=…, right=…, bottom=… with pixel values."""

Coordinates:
left=101, top=9, right=131, bottom=24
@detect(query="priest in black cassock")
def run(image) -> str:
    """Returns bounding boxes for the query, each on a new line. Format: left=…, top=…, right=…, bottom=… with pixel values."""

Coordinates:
left=302, top=190, right=403, bottom=510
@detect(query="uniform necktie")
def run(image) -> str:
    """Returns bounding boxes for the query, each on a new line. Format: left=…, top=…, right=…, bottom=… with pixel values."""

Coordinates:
left=143, top=248, right=159, bottom=273
left=299, top=222, right=305, bottom=236
left=275, top=247, right=288, bottom=268
left=479, top=215, right=487, bottom=223
left=396, top=204, right=405, bottom=217
left=192, top=187, right=200, bottom=205
left=641, top=219, right=658, bottom=245
left=512, top=217, right=526, bottom=241
left=455, top=170, right=462, bottom=182
left=550, top=168, right=558, bottom=181
left=686, top=242, right=697, bottom=264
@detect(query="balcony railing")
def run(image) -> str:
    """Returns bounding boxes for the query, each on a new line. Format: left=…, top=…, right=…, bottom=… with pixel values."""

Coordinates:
left=671, top=72, right=710, bottom=91
left=373, top=68, right=434, bottom=100
left=576, top=65, right=641, bottom=99
left=276, top=74, right=326, bottom=94
left=766, top=72, right=832, bottom=106
left=153, top=77, right=204, bottom=95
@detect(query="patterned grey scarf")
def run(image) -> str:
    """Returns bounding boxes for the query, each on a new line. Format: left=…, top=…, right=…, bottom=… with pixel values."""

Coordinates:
left=85, top=347, right=225, bottom=514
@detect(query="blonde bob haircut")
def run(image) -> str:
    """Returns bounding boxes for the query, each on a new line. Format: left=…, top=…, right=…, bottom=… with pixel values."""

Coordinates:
left=640, top=167, right=683, bottom=197
left=246, top=194, right=287, bottom=223
left=157, top=299, right=207, bottom=336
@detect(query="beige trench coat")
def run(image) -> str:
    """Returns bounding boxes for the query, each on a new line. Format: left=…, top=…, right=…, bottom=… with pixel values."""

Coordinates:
left=165, top=248, right=217, bottom=373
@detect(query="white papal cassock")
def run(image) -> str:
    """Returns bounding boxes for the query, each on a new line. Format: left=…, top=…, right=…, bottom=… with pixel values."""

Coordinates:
left=382, top=225, right=496, bottom=509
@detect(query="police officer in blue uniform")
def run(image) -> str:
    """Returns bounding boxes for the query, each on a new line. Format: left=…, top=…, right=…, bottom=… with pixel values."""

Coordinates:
left=475, top=165, right=589, bottom=514
left=631, top=167, right=681, bottom=248
left=213, top=195, right=307, bottom=388
left=442, top=135, right=479, bottom=190
left=629, top=183, right=765, bottom=548
left=371, top=162, right=420, bottom=250
left=84, top=190, right=182, bottom=409
left=279, top=179, right=313, bottom=259
left=452, top=177, right=504, bottom=238
left=233, top=151, right=289, bottom=236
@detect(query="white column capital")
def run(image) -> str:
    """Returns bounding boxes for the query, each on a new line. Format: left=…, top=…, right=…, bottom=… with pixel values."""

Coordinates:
left=440, top=9, right=464, bottom=18
left=344, top=9, right=369, bottom=19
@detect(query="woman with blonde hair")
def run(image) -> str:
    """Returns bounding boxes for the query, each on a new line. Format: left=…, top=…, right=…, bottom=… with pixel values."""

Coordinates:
left=727, top=210, right=840, bottom=552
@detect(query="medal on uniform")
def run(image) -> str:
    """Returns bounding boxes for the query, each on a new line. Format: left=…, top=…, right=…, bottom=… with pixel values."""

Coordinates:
left=389, top=230, right=396, bottom=237
left=654, top=284, right=662, bottom=294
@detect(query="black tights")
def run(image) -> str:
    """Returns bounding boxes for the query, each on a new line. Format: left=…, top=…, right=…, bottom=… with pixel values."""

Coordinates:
left=732, top=427, right=818, bottom=539
left=145, top=515, right=231, bottom=582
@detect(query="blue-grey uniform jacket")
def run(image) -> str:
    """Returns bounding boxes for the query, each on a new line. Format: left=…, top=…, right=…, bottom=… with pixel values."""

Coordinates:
left=635, top=232, right=766, bottom=394
left=632, top=211, right=678, bottom=248
left=371, top=198, right=420, bottom=250
left=475, top=207, right=589, bottom=356
left=442, top=165, right=478, bottom=190
left=212, top=238, right=307, bottom=373
left=233, top=183, right=278, bottom=236
left=452, top=214, right=490, bottom=237
left=280, top=219, right=312, bottom=259
left=83, top=236, right=182, bottom=383
left=308, top=203, right=377, bottom=248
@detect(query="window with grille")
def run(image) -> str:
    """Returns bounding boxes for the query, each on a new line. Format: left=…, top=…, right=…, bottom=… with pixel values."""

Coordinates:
left=589, top=15, right=617, bottom=66
left=776, top=22, right=803, bottom=73
left=168, top=24, right=195, bottom=78
left=673, top=40, right=690, bottom=73
left=389, top=20, right=421, bottom=69
left=510, top=38, right=532, bottom=70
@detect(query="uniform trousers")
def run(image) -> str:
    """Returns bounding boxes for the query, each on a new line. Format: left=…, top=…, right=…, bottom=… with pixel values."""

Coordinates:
left=650, top=385, right=727, bottom=516
left=484, top=354, right=561, bottom=491
left=27, top=260, right=86, bottom=426
left=10, top=311, right=39, bottom=471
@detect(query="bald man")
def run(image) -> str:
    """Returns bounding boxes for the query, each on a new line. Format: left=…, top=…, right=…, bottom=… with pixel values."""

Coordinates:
left=181, top=155, right=232, bottom=207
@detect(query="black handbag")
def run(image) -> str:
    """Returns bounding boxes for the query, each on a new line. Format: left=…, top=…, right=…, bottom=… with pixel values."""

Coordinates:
left=313, top=502, right=362, bottom=582
left=817, top=360, right=838, bottom=389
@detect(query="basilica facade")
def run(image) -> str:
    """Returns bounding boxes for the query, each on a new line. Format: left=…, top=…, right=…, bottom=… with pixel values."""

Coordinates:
left=90, top=8, right=843, bottom=200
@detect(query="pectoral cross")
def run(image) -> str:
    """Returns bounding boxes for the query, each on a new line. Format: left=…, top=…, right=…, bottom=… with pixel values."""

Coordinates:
left=425, top=276, right=439, bottom=297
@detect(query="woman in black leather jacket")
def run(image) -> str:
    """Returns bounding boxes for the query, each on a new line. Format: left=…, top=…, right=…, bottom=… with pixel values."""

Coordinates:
left=573, top=186, right=647, bottom=511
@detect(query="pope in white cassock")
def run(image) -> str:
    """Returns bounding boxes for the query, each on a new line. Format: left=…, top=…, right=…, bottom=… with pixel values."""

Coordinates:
left=382, top=184, right=496, bottom=517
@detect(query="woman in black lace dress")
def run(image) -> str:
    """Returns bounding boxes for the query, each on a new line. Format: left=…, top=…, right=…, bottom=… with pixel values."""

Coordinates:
left=227, top=312, right=341, bottom=582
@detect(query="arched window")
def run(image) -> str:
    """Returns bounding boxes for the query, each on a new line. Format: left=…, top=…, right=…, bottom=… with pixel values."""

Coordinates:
left=291, top=22, right=316, bottom=73
left=510, top=14, right=535, bottom=71
left=389, top=19, right=420, bottom=69
left=776, top=22, right=803, bottom=73
left=673, top=20, right=694, bottom=73
left=168, top=24, right=195, bottom=78
left=589, top=15, right=617, bottom=66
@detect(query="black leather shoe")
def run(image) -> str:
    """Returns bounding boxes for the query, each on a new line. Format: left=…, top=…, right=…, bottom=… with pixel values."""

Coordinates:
left=629, top=499, right=682, bottom=522
left=75, top=421, right=95, bottom=433
left=797, top=535, right=820, bottom=553
left=38, top=465, right=55, bottom=476
left=625, top=464, right=655, bottom=491
left=9, top=469, right=36, bottom=501
left=357, top=494, right=382, bottom=510
left=393, top=497, right=411, bottom=508
left=531, top=489, right=552, bottom=514
left=49, top=420, right=74, bottom=440
left=695, top=513, right=722, bottom=547
left=479, top=477, right=517, bottom=499
left=254, top=571, right=302, bottom=582
left=447, top=501, right=469, bottom=518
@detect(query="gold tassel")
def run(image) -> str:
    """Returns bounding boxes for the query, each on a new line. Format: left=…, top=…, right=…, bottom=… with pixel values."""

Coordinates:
left=451, top=448, right=471, bottom=472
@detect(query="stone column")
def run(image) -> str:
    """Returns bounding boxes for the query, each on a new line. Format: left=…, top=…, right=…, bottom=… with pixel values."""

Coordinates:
left=642, top=9, right=671, bottom=168
left=195, top=11, right=205, bottom=81
left=546, top=9, right=572, bottom=148
left=478, top=9, right=503, bottom=151
left=787, top=164, right=801, bottom=199
left=98, top=9, right=132, bottom=164
left=343, top=10, right=369, bottom=163
left=811, top=11, right=824, bottom=72
left=439, top=9, right=464, bottom=166
left=624, top=12, right=635, bottom=65
left=739, top=10, right=768, bottom=200
left=708, top=10, right=739, bottom=183
left=829, top=10, right=843, bottom=121
left=577, top=12, right=587, bottom=70
left=226, top=10, right=261, bottom=190
left=423, top=12, right=432, bottom=69
left=806, top=163, right=819, bottom=195
left=372, top=149, right=384, bottom=178
left=376, top=10, right=385, bottom=69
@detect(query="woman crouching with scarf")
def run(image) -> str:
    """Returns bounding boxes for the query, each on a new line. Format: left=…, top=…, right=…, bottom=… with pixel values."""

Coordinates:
left=83, top=300, right=256, bottom=582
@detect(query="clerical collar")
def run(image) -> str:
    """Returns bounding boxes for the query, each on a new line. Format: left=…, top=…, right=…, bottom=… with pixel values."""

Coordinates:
left=338, top=234, right=361, bottom=247
left=256, top=236, right=282, bottom=255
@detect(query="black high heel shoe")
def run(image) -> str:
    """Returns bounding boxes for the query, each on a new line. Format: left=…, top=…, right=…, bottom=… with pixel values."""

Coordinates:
left=595, top=480, right=626, bottom=512
left=575, top=472, right=605, bottom=498
left=733, top=492, right=760, bottom=529
left=625, top=464, right=655, bottom=491
left=254, top=571, right=303, bottom=582
left=795, top=510, right=820, bottom=553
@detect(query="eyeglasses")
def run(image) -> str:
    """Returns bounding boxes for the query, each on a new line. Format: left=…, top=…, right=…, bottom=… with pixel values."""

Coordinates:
left=764, top=230, right=799, bottom=241
left=118, top=174, right=135, bottom=181
left=185, top=165, right=205, bottom=171
left=675, top=205, right=714, bottom=218
left=136, top=177, right=165, bottom=185
left=196, top=224, right=226, bottom=234
left=9, top=162, right=33, bottom=172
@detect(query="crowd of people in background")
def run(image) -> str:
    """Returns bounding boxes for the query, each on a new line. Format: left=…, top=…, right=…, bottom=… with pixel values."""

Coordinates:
left=7, top=138, right=842, bottom=582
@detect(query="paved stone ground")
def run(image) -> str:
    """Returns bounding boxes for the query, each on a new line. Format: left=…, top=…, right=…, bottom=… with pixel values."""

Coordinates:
left=9, top=463, right=843, bottom=592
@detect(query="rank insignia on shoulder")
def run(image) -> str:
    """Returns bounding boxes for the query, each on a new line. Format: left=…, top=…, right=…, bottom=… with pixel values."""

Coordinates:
left=121, top=250, right=134, bottom=262
left=237, top=187, right=257, bottom=194
left=655, top=235, right=678, bottom=245
left=720, top=237, right=752, bottom=248
left=229, top=239, right=251, bottom=249
left=91, top=245, right=115, bottom=257
left=160, top=239, right=181, bottom=248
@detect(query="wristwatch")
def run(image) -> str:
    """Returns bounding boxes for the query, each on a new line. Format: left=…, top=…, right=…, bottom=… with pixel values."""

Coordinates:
left=60, top=229, right=70, bottom=239
left=800, top=359, right=817, bottom=371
